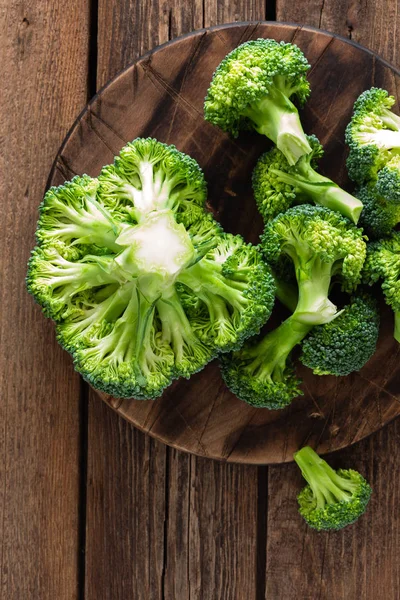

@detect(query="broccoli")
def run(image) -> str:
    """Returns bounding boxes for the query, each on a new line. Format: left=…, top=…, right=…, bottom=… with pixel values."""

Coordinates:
left=261, top=205, right=367, bottom=325
left=357, top=182, right=400, bottom=238
left=300, top=291, right=380, bottom=375
left=204, top=39, right=312, bottom=165
left=375, top=154, right=400, bottom=203
left=294, top=446, right=372, bottom=531
left=363, top=232, right=400, bottom=342
left=220, top=314, right=312, bottom=409
left=27, top=138, right=275, bottom=399
left=346, top=87, right=400, bottom=184
left=253, top=135, right=363, bottom=224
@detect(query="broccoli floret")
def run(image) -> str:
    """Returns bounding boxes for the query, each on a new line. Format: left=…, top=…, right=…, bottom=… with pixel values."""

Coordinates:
left=375, top=154, right=400, bottom=203
left=253, top=135, right=363, bottom=224
left=97, top=137, right=207, bottom=226
left=261, top=205, right=367, bottom=325
left=294, top=446, right=372, bottom=531
left=346, top=88, right=400, bottom=184
left=300, top=291, right=380, bottom=375
left=27, top=138, right=275, bottom=399
left=357, top=182, right=400, bottom=238
left=363, top=232, right=400, bottom=342
left=204, top=39, right=312, bottom=165
left=220, top=314, right=311, bottom=409
left=177, top=234, right=275, bottom=351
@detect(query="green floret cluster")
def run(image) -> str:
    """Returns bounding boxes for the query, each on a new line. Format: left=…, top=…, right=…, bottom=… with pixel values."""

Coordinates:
left=253, top=135, right=363, bottom=224
left=363, top=232, right=400, bottom=342
left=27, top=138, right=275, bottom=399
left=294, top=447, right=372, bottom=531
left=204, top=38, right=312, bottom=165
left=300, top=292, right=380, bottom=376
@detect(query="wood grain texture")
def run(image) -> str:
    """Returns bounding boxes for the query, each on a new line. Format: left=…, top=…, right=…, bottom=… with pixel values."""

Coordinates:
left=49, top=22, right=400, bottom=464
left=276, top=0, right=399, bottom=65
left=0, top=1, right=90, bottom=598
left=266, top=420, right=400, bottom=599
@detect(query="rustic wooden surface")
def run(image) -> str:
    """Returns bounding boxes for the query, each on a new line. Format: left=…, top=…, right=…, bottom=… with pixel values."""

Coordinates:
left=2, top=1, right=400, bottom=600
left=50, top=22, right=400, bottom=464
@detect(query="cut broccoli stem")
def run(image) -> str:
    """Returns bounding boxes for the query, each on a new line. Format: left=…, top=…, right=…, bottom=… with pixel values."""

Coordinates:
left=294, top=447, right=358, bottom=508
left=243, top=90, right=311, bottom=165
left=243, top=315, right=312, bottom=381
left=291, top=258, right=338, bottom=324
left=363, top=129, right=400, bottom=150
left=380, top=107, right=400, bottom=131
left=271, top=168, right=363, bottom=223
left=395, top=311, right=400, bottom=343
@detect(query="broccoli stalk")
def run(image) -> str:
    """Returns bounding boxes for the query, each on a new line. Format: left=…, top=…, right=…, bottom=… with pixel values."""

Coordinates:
left=294, top=446, right=372, bottom=531
left=204, top=39, right=312, bottom=165
left=261, top=205, right=366, bottom=326
left=243, top=88, right=311, bottom=164
left=220, top=314, right=311, bottom=409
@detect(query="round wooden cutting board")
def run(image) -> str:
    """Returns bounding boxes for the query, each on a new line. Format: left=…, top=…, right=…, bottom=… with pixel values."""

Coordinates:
left=49, top=22, right=400, bottom=464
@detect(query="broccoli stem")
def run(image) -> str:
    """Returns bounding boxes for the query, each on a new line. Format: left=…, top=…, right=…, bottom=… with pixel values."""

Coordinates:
left=380, top=108, right=400, bottom=131
left=294, top=446, right=357, bottom=509
left=395, top=311, right=400, bottom=343
left=243, top=90, right=311, bottom=165
left=156, top=288, right=199, bottom=363
left=271, top=168, right=363, bottom=224
left=242, top=315, right=311, bottom=381
left=292, top=258, right=338, bottom=324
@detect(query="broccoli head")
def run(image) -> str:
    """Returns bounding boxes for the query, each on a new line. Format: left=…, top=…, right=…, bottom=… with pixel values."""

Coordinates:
left=300, top=291, right=380, bottom=376
left=27, top=138, right=275, bottom=399
left=294, top=446, right=372, bottom=531
left=363, top=232, right=400, bottom=342
left=220, top=314, right=311, bottom=410
left=253, top=135, right=363, bottom=224
left=375, top=154, right=400, bottom=203
left=204, top=38, right=312, bottom=165
left=357, top=182, right=400, bottom=238
left=346, top=88, right=400, bottom=184
left=261, top=205, right=367, bottom=325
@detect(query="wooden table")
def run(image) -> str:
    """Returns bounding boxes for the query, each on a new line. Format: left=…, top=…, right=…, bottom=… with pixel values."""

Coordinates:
left=2, top=1, right=400, bottom=598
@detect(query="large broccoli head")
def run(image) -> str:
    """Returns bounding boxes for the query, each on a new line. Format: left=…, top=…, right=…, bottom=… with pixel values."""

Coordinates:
left=253, top=134, right=363, bottom=224
left=220, top=315, right=311, bottom=410
left=261, top=205, right=367, bottom=325
left=294, top=446, right=372, bottom=531
left=27, top=138, right=275, bottom=399
left=300, top=291, right=380, bottom=376
left=204, top=38, right=312, bottom=165
left=346, top=88, right=400, bottom=184
left=363, top=232, right=400, bottom=342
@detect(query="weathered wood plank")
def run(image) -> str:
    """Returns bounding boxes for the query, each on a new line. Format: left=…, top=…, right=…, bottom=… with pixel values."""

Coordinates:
left=266, top=4, right=400, bottom=598
left=0, top=1, right=90, bottom=598
left=87, top=3, right=268, bottom=600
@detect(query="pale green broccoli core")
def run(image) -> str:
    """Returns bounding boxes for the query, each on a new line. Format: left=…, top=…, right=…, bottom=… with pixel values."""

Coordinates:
left=294, top=447, right=357, bottom=509
left=115, top=210, right=195, bottom=281
left=354, top=127, right=400, bottom=150
left=395, top=312, right=400, bottom=342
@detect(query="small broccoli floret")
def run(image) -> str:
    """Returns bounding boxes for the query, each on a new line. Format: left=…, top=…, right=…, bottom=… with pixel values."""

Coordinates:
left=300, top=291, right=380, bottom=375
left=177, top=234, right=276, bottom=352
left=97, top=137, right=207, bottom=225
left=28, top=138, right=275, bottom=398
left=346, top=88, right=400, bottom=184
left=294, top=446, right=372, bottom=531
left=204, top=39, right=312, bottom=165
left=357, top=182, right=400, bottom=238
left=220, top=315, right=311, bottom=409
left=363, top=232, right=400, bottom=342
left=253, top=135, right=363, bottom=223
left=261, top=205, right=367, bottom=325
left=375, top=154, right=400, bottom=203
